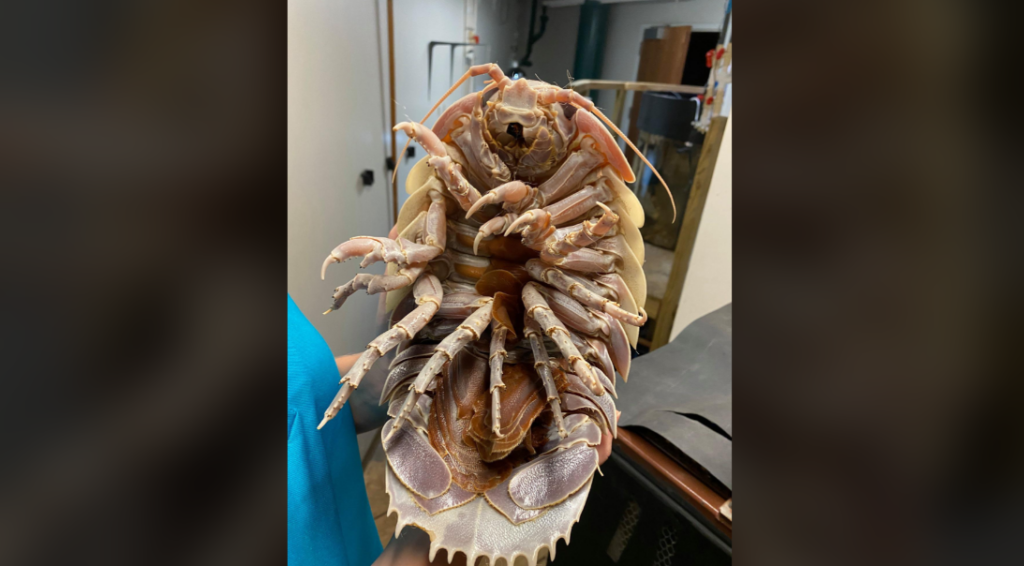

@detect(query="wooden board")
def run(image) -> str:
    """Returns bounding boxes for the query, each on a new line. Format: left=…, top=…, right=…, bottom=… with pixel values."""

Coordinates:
left=637, top=26, right=692, bottom=85
left=570, top=80, right=703, bottom=96
left=650, top=116, right=728, bottom=349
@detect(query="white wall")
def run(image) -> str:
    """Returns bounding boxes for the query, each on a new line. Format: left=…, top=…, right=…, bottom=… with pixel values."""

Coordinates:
left=288, top=0, right=392, bottom=357
left=670, top=113, right=731, bottom=340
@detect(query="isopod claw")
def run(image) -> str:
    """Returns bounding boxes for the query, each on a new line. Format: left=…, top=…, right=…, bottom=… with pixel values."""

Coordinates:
left=466, top=180, right=531, bottom=219
left=506, top=209, right=551, bottom=238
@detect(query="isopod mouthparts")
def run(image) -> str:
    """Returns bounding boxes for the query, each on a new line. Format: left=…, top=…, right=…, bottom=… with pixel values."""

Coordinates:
left=318, top=63, right=658, bottom=566
left=506, top=122, right=524, bottom=141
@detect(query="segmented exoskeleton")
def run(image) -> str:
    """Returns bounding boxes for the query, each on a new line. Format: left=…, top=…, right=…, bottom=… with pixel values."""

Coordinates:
left=318, top=63, right=674, bottom=566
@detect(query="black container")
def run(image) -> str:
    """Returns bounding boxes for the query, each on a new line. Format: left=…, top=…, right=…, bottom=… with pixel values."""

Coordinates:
left=552, top=448, right=731, bottom=565
left=629, top=92, right=705, bottom=250
left=636, top=92, right=700, bottom=143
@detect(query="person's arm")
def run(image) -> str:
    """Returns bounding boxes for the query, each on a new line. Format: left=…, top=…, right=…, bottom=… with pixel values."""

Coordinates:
left=336, top=344, right=391, bottom=434
left=371, top=414, right=619, bottom=566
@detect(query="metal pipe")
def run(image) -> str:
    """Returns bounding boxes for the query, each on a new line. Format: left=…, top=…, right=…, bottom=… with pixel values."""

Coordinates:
left=572, top=0, right=608, bottom=80
left=520, top=0, right=548, bottom=68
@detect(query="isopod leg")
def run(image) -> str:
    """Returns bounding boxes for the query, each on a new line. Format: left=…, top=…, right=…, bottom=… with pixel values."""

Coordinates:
left=503, top=208, right=550, bottom=238
left=507, top=180, right=614, bottom=237
left=598, top=310, right=633, bottom=382
left=327, top=264, right=425, bottom=312
left=394, top=121, right=483, bottom=211
left=569, top=330, right=616, bottom=390
left=526, top=259, right=646, bottom=327
left=534, top=139, right=605, bottom=205
left=547, top=247, right=618, bottom=273
left=317, top=273, right=443, bottom=430
left=473, top=210, right=553, bottom=255
left=321, top=236, right=439, bottom=281
left=533, top=285, right=610, bottom=339
left=488, top=323, right=508, bottom=437
left=390, top=298, right=495, bottom=435
left=524, top=317, right=568, bottom=439
left=391, top=63, right=510, bottom=186
left=534, top=202, right=618, bottom=259
left=465, top=180, right=533, bottom=218
left=522, top=282, right=603, bottom=395
left=473, top=214, right=517, bottom=255
left=533, top=285, right=633, bottom=381
left=537, top=87, right=678, bottom=221
left=322, top=190, right=446, bottom=281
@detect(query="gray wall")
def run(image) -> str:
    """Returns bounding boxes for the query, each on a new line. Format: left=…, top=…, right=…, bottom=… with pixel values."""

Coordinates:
left=477, top=0, right=525, bottom=75
left=520, top=4, right=581, bottom=86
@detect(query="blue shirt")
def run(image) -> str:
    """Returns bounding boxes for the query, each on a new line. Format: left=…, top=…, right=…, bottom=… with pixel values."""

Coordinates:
left=288, top=295, right=382, bottom=566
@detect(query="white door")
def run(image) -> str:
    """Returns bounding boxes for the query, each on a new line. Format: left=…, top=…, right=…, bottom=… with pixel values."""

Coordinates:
left=288, top=0, right=392, bottom=357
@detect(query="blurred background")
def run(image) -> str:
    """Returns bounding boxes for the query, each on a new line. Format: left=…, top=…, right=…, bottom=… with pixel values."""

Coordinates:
left=1, top=1, right=1019, bottom=565
left=1, top=1, right=286, bottom=565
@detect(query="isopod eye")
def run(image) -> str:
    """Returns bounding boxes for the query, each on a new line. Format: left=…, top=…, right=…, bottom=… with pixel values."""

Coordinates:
left=506, top=122, right=524, bottom=140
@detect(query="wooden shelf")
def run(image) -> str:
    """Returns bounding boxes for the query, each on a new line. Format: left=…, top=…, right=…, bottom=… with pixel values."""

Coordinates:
left=569, top=79, right=704, bottom=95
left=569, top=80, right=703, bottom=129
